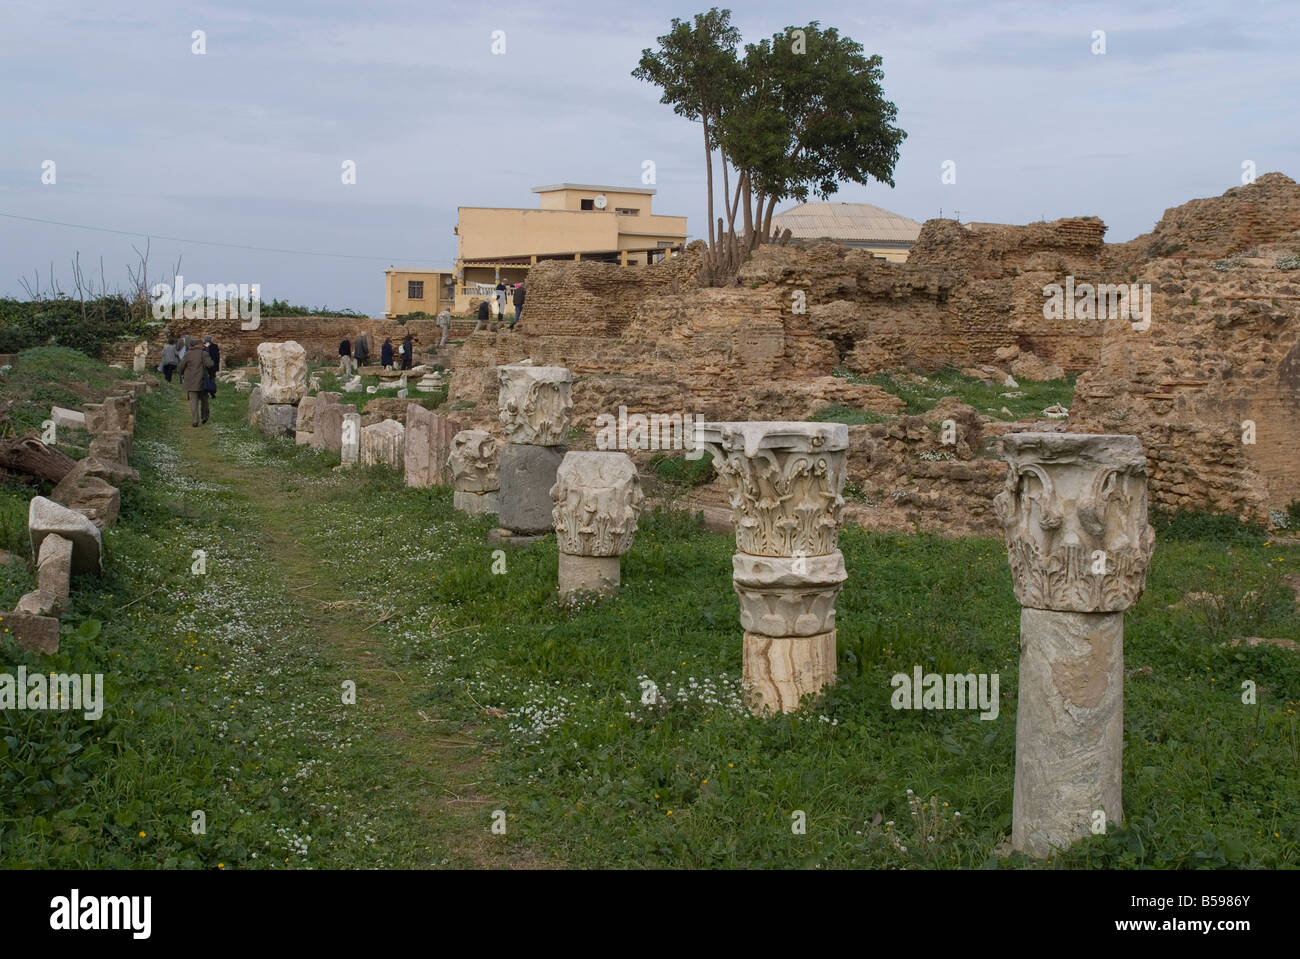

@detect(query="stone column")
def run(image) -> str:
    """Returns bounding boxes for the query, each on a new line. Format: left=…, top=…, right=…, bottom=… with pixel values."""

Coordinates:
left=340, top=412, right=361, bottom=468
left=255, top=341, right=307, bottom=436
left=699, top=422, right=849, bottom=715
left=449, top=430, right=500, bottom=516
left=495, top=365, right=572, bottom=539
left=550, top=452, right=642, bottom=600
left=994, top=432, right=1155, bottom=858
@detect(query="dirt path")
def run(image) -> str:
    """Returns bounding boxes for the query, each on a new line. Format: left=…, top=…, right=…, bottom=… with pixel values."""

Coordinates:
left=161, top=391, right=555, bottom=868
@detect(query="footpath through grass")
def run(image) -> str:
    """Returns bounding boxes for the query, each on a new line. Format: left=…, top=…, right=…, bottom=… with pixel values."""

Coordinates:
left=2, top=356, right=1299, bottom=868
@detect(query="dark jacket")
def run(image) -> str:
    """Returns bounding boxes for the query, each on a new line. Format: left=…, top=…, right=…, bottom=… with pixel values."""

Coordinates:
left=206, top=342, right=220, bottom=368
left=513, top=285, right=525, bottom=307
left=178, top=346, right=214, bottom=392
left=354, top=335, right=369, bottom=364
left=339, top=339, right=351, bottom=357
left=381, top=341, right=394, bottom=366
left=477, top=300, right=491, bottom=320
left=401, top=335, right=414, bottom=369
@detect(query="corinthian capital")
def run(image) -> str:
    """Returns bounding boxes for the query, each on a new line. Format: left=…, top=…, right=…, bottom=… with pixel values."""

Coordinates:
left=699, top=422, right=848, bottom=557
left=448, top=429, right=500, bottom=493
left=994, top=432, right=1155, bottom=613
left=497, top=365, right=573, bottom=446
left=550, top=452, right=643, bottom=556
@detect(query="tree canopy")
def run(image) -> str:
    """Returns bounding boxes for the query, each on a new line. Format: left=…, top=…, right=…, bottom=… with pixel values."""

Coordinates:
left=634, top=10, right=906, bottom=284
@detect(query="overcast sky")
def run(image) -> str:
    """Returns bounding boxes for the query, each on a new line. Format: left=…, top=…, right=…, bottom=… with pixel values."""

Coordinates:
left=1, top=0, right=1296, bottom=315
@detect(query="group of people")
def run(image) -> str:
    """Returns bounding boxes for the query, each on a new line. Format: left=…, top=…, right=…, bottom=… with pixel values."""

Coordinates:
left=476, top=279, right=525, bottom=330
left=339, top=331, right=417, bottom=376
left=159, top=333, right=220, bottom=427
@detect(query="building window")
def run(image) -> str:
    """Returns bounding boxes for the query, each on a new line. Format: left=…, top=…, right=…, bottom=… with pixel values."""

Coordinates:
left=408, top=281, right=424, bottom=299
left=580, top=199, right=595, bottom=210
left=615, top=207, right=640, bottom=216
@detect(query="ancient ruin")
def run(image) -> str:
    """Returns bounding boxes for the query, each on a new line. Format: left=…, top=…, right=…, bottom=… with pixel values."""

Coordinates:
left=495, top=365, right=572, bottom=538
left=449, top=429, right=500, bottom=516
left=550, top=451, right=643, bottom=600
left=995, top=432, right=1155, bottom=858
left=699, top=421, right=849, bottom=714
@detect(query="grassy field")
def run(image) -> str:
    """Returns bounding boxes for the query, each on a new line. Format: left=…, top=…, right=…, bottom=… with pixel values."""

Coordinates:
left=1, top=347, right=1298, bottom=869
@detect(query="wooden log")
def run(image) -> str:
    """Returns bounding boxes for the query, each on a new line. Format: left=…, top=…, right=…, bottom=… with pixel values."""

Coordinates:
left=0, top=437, right=77, bottom=484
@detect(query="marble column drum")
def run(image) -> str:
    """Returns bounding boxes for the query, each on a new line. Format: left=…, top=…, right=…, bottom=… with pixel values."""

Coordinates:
left=449, top=429, right=501, bottom=517
left=699, top=421, right=849, bottom=715
left=994, top=432, right=1155, bottom=859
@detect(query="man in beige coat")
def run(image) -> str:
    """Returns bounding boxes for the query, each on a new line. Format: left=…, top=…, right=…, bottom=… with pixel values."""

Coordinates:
left=178, top=341, right=215, bottom=426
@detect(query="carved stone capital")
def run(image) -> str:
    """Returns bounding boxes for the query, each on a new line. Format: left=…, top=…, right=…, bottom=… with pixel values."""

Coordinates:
left=497, top=365, right=573, bottom=446
left=995, top=433, right=1155, bottom=613
left=550, top=451, right=643, bottom=556
left=732, top=550, right=847, bottom=637
left=699, top=422, right=848, bottom=557
left=448, top=430, right=500, bottom=493
left=256, top=341, right=308, bottom=405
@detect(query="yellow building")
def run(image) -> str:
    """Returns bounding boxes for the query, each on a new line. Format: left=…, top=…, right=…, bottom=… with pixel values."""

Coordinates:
left=770, top=201, right=921, bottom=262
left=452, top=183, right=688, bottom=312
left=384, top=268, right=456, bottom=318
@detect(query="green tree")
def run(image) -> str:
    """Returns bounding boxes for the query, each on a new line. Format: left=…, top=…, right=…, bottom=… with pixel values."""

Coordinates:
left=635, top=13, right=906, bottom=284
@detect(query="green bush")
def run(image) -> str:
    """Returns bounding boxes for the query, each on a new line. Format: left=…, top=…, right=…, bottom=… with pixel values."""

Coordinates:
left=0, top=296, right=152, bottom=357
left=1151, top=508, right=1266, bottom=543
left=647, top=452, right=716, bottom=487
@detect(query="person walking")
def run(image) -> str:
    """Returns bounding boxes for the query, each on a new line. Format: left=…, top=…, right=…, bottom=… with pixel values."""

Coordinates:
left=511, top=280, right=525, bottom=329
left=178, top=337, right=215, bottom=427
left=495, top=279, right=507, bottom=321
left=436, top=310, right=451, bottom=348
left=159, top=338, right=179, bottom=383
left=354, top=330, right=370, bottom=368
left=400, top=332, right=415, bottom=371
left=203, top=335, right=219, bottom=399
left=381, top=337, right=394, bottom=369
left=338, top=337, right=353, bottom=378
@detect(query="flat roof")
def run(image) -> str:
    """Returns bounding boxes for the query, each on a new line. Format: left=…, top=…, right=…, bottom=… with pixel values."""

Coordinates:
left=531, top=183, right=657, bottom=196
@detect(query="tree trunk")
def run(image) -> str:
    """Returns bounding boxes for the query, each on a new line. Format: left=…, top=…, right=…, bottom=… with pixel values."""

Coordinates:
left=761, top=195, right=779, bottom=243
left=0, top=437, right=77, bottom=484
left=702, top=115, right=716, bottom=255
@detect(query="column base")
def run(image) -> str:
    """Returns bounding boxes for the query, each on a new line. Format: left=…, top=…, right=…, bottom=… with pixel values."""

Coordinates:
left=743, top=630, right=837, bottom=715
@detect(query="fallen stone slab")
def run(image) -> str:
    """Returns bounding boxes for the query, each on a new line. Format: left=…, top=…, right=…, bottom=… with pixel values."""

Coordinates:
left=247, top=385, right=266, bottom=424
left=16, top=588, right=59, bottom=617
left=88, top=431, right=132, bottom=465
left=37, top=533, right=73, bottom=610
left=0, top=611, right=60, bottom=654
left=51, top=463, right=121, bottom=530
left=50, top=407, right=86, bottom=430
left=29, top=496, right=102, bottom=574
left=78, top=455, right=140, bottom=486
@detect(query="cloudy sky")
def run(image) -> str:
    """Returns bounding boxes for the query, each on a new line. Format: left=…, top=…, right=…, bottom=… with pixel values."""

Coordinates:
left=1, top=0, right=1295, bottom=314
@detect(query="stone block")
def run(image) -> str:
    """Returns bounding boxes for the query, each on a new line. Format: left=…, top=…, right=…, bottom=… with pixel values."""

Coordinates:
left=88, top=431, right=131, bottom=465
left=77, top=455, right=140, bottom=486
left=256, top=341, right=308, bottom=404
left=550, top=451, right=642, bottom=556
left=341, top=412, right=361, bottom=466
left=29, top=496, right=102, bottom=575
left=296, top=395, right=318, bottom=432
left=404, top=405, right=462, bottom=488
left=247, top=385, right=266, bottom=424
left=360, top=419, right=404, bottom=469
left=448, top=430, right=500, bottom=493
left=498, top=443, right=567, bottom=534
left=743, top=630, right=837, bottom=715
left=497, top=365, right=573, bottom=445
left=0, top=611, right=60, bottom=654
left=36, top=533, right=73, bottom=610
left=294, top=430, right=313, bottom=446
left=50, top=407, right=86, bottom=430
left=731, top=551, right=847, bottom=637
left=258, top=403, right=298, bottom=437
left=51, top=465, right=120, bottom=530
left=453, top=489, right=499, bottom=516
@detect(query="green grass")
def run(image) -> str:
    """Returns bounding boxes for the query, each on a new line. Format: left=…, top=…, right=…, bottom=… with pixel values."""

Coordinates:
left=2, top=356, right=1298, bottom=869
left=812, top=404, right=893, bottom=426
left=647, top=452, right=716, bottom=488
left=833, top=365, right=1076, bottom=422
left=0, top=346, right=138, bottom=439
